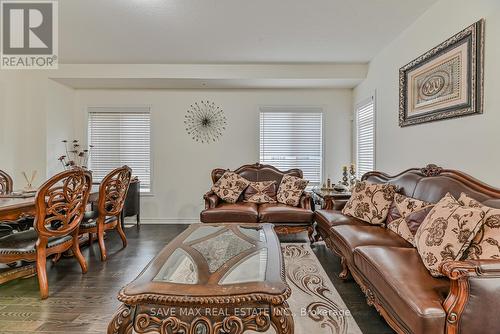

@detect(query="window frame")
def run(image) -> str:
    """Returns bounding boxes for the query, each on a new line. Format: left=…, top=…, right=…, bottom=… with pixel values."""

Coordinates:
left=259, top=105, right=325, bottom=187
left=354, top=95, right=376, bottom=179
left=86, top=105, right=154, bottom=195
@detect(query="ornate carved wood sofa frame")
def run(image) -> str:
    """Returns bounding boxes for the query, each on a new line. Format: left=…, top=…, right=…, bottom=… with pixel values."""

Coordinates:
left=315, top=164, right=500, bottom=334
left=200, top=163, right=315, bottom=241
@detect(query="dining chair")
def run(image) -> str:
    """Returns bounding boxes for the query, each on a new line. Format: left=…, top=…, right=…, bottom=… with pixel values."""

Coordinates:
left=0, top=170, right=35, bottom=238
left=0, top=169, right=92, bottom=299
left=0, top=169, right=13, bottom=195
left=0, top=169, right=14, bottom=236
left=79, top=166, right=132, bottom=261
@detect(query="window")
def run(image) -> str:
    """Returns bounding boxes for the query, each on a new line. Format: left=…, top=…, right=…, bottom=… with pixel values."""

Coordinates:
left=260, top=108, right=323, bottom=186
left=355, top=97, right=375, bottom=178
left=88, top=106, right=151, bottom=193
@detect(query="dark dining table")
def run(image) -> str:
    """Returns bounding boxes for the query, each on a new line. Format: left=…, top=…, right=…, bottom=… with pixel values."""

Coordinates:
left=0, top=186, right=100, bottom=284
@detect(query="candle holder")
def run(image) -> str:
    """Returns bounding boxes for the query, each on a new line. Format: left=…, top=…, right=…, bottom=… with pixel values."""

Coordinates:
left=341, top=166, right=349, bottom=186
left=349, top=164, right=358, bottom=188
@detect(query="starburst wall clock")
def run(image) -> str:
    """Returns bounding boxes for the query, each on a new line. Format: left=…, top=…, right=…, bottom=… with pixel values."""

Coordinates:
left=184, top=100, right=227, bottom=143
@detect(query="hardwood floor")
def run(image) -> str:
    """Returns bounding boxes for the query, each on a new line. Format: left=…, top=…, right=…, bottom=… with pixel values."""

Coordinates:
left=0, top=225, right=393, bottom=334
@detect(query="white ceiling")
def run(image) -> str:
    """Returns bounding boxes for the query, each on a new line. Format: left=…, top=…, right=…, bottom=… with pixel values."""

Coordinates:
left=59, top=0, right=438, bottom=64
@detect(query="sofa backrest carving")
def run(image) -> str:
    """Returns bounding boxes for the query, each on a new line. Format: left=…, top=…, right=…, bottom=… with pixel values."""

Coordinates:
left=211, top=163, right=302, bottom=186
left=362, top=164, right=500, bottom=208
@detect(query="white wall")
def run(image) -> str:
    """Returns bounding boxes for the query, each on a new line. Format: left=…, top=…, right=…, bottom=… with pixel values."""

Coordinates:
left=46, top=81, right=76, bottom=177
left=0, top=72, right=47, bottom=187
left=354, top=0, right=500, bottom=186
left=74, top=89, right=353, bottom=222
left=0, top=68, right=353, bottom=222
left=0, top=73, right=15, bottom=175
left=0, top=71, right=75, bottom=188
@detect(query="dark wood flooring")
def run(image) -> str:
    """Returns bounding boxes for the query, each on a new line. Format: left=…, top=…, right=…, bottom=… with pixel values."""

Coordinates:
left=0, top=225, right=393, bottom=334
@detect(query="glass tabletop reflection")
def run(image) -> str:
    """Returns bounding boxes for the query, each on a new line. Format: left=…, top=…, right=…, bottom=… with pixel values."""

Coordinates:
left=153, top=225, right=268, bottom=285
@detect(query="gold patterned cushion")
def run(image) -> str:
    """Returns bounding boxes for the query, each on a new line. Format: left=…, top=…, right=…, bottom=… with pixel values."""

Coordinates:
left=386, top=194, right=433, bottom=245
left=458, top=193, right=500, bottom=260
left=211, top=171, right=250, bottom=204
left=243, top=181, right=277, bottom=204
left=276, top=175, right=309, bottom=207
left=342, top=181, right=397, bottom=225
left=415, top=193, right=485, bottom=277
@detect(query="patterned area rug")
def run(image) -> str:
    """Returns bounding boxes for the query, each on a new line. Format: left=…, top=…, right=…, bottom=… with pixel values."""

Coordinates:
left=252, top=243, right=362, bottom=334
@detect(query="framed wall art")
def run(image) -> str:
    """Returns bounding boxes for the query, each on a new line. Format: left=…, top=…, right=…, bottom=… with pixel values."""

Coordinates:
left=399, top=19, right=484, bottom=127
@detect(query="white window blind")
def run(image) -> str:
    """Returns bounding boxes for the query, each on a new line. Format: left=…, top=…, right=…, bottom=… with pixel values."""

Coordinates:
left=260, top=109, right=323, bottom=185
left=355, top=97, right=375, bottom=178
left=88, top=106, right=151, bottom=192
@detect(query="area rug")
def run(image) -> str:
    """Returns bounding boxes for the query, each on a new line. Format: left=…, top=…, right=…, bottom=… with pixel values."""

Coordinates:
left=253, top=243, right=362, bottom=334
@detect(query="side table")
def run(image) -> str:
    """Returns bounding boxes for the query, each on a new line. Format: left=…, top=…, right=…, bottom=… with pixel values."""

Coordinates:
left=312, top=188, right=351, bottom=210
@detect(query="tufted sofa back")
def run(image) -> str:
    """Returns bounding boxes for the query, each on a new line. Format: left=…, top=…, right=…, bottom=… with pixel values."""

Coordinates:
left=362, top=164, right=500, bottom=208
left=211, top=163, right=303, bottom=186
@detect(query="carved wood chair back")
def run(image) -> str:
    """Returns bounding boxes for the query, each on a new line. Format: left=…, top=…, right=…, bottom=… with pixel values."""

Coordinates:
left=0, top=170, right=13, bottom=195
left=0, top=168, right=92, bottom=299
left=35, top=169, right=93, bottom=237
left=79, top=166, right=132, bottom=261
left=97, top=166, right=132, bottom=217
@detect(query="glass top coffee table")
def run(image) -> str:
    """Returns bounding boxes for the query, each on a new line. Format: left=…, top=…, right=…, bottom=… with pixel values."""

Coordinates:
left=108, top=223, right=293, bottom=334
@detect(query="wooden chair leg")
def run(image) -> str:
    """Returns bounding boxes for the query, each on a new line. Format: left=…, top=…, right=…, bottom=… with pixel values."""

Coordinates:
left=116, top=216, right=128, bottom=249
left=35, top=240, right=49, bottom=299
left=72, top=233, right=88, bottom=274
left=97, top=222, right=107, bottom=261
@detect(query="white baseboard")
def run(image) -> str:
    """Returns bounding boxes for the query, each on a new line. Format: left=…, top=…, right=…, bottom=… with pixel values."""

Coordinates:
left=125, top=217, right=199, bottom=225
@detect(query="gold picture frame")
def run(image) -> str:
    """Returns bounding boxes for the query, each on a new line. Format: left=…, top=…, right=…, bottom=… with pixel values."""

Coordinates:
left=399, top=19, right=485, bottom=127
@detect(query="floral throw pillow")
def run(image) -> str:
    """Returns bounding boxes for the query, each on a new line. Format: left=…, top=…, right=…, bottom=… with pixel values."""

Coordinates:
left=458, top=193, right=500, bottom=260
left=211, top=171, right=250, bottom=204
left=342, top=181, right=397, bottom=225
left=415, top=193, right=485, bottom=277
left=276, top=175, right=309, bottom=207
left=243, top=181, right=277, bottom=204
left=386, top=194, right=434, bottom=245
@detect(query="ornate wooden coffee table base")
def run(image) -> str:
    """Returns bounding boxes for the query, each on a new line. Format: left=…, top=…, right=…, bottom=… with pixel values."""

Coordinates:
left=108, top=301, right=293, bottom=334
left=108, top=224, right=293, bottom=334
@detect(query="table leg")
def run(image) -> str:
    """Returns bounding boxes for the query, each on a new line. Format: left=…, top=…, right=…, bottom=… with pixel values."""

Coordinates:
left=108, top=304, right=134, bottom=334
left=271, top=302, right=294, bottom=334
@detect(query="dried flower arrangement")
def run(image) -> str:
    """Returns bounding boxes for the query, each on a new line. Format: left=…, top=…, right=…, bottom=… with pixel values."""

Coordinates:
left=58, top=140, right=93, bottom=170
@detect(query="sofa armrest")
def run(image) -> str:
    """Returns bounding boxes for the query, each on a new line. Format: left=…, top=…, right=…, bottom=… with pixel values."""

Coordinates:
left=299, top=192, right=313, bottom=211
left=203, top=190, right=220, bottom=209
left=441, top=259, right=500, bottom=334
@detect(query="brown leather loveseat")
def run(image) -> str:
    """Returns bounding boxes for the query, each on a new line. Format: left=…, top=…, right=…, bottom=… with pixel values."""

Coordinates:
left=200, top=163, right=314, bottom=240
left=315, top=164, right=500, bottom=334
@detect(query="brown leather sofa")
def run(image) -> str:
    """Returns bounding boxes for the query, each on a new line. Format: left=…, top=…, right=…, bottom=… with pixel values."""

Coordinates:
left=200, top=163, right=314, bottom=240
left=315, top=164, right=500, bottom=334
